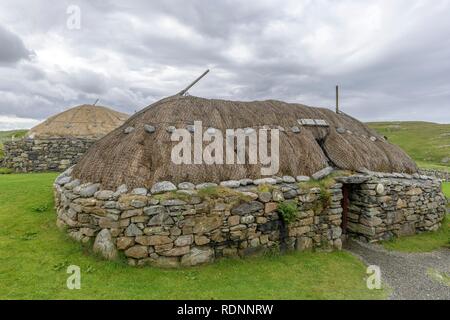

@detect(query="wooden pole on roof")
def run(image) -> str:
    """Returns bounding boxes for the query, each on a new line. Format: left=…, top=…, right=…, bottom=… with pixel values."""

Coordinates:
left=335, top=85, right=339, bottom=114
left=177, top=69, right=210, bottom=96
left=93, top=99, right=99, bottom=106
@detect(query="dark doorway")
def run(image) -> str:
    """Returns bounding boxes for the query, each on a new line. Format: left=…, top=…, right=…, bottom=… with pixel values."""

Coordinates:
left=341, top=184, right=350, bottom=234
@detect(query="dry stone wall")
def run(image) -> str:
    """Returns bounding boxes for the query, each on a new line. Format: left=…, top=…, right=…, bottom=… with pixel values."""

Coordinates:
left=345, top=173, right=447, bottom=242
left=53, top=167, right=447, bottom=268
left=418, top=169, right=450, bottom=182
left=54, top=170, right=343, bottom=267
left=3, top=138, right=96, bottom=172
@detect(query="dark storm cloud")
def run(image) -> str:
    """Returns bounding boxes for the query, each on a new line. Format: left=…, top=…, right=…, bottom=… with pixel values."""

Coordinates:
left=0, top=24, right=32, bottom=64
left=0, top=0, right=450, bottom=129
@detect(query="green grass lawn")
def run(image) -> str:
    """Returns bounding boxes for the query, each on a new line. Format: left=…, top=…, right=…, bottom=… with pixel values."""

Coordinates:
left=442, top=182, right=450, bottom=198
left=368, top=121, right=450, bottom=172
left=0, top=173, right=386, bottom=300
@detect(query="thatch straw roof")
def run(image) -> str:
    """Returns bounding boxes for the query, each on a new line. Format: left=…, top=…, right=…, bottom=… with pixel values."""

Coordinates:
left=27, top=104, right=129, bottom=139
left=72, top=95, right=417, bottom=189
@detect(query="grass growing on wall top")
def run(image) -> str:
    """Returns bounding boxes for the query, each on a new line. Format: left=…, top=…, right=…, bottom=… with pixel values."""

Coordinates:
left=0, top=173, right=387, bottom=300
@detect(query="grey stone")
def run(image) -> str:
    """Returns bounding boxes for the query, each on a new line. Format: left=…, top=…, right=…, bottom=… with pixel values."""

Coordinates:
left=178, top=182, right=195, bottom=190
left=124, top=126, right=135, bottom=134
left=231, top=201, right=264, bottom=215
left=113, top=184, right=128, bottom=197
left=131, top=199, right=147, bottom=208
left=144, top=205, right=167, bottom=216
left=148, top=212, right=174, bottom=226
left=336, top=175, right=370, bottom=184
left=283, top=189, right=297, bottom=199
left=65, top=179, right=81, bottom=190
left=125, top=223, right=143, bottom=236
left=253, top=178, right=277, bottom=185
left=181, top=247, right=214, bottom=266
left=220, top=180, right=241, bottom=188
left=104, top=201, right=117, bottom=209
left=282, top=176, right=296, bottom=183
left=239, top=179, right=254, bottom=186
left=312, top=166, right=334, bottom=180
left=241, top=215, right=255, bottom=224
left=336, top=127, right=346, bottom=134
left=131, top=188, right=147, bottom=196
left=174, top=235, right=193, bottom=247
left=160, top=199, right=187, bottom=206
left=144, top=124, right=156, bottom=133
left=151, top=181, right=177, bottom=194
left=296, top=237, right=313, bottom=251
left=56, top=176, right=71, bottom=186
left=291, top=126, right=300, bottom=133
left=79, top=183, right=100, bottom=197
left=196, top=182, right=218, bottom=189
left=258, top=192, right=272, bottom=203
left=93, top=229, right=117, bottom=260
left=166, top=126, right=176, bottom=133
left=272, top=189, right=284, bottom=202
left=95, top=190, right=114, bottom=200
left=296, top=176, right=310, bottom=182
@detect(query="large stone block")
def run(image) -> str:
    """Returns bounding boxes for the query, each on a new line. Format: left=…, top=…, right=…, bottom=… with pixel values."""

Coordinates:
left=93, top=229, right=117, bottom=260
left=181, top=247, right=214, bottom=266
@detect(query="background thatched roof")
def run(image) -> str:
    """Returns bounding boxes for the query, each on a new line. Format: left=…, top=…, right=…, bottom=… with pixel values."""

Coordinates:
left=72, top=95, right=418, bottom=189
left=27, top=104, right=129, bottom=139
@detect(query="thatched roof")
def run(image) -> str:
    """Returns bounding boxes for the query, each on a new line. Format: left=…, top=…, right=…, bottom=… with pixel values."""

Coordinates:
left=72, top=95, right=418, bottom=189
left=27, top=104, right=129, bottom=139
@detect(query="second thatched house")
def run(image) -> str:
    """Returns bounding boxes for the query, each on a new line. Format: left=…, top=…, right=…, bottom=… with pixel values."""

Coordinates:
left=3, top=104, right=128, bottom=172
left=54, top=95, right=447, bottom=267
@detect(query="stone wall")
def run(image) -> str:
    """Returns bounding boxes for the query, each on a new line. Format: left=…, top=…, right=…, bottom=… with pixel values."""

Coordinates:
left=3, top=138, right=96, bottom=172
left=418, top=169, right=450, bottom=182
left=346, top=174, right=447, bottom=242
left=54, top=171, right=344, bottom=267
left=53, top=168, right=447, bottom=267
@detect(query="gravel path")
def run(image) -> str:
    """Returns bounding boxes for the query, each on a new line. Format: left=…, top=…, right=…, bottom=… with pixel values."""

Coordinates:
left=345, top=239, right=450, bottom=300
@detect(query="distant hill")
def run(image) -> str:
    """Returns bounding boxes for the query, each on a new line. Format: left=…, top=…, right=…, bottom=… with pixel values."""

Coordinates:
left=368, top=121, right=450, bottom=172
left=0, top=130, right=28, bottom=159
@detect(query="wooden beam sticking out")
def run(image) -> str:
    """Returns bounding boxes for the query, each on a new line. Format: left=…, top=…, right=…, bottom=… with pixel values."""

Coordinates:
left=93, top=99, right=100, bottom=106
left=177, top=69, right=210, bottom=96
left=335, top=85, right=339, bottom=114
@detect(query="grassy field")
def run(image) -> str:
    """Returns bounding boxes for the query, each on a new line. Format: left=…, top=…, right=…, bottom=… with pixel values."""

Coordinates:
left=382, top=214, right=449, bottom=252
left=368, top=121, right=450, bottom=172
left=0, top=130, right=27, bottom=159
left=0, top=173, right=386, bottom=300
left=443, top=182, right=450, bottom=198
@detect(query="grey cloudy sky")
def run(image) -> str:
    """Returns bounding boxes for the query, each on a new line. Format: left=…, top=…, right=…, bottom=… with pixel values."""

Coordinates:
left=0, top=0, right=449, bottom=130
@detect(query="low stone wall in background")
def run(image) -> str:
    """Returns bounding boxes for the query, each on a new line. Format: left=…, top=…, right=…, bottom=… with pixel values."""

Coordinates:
left=54, top=172, right=344, bottom=267
left=418, top=169, right=450, bottom=182
left=346, top=174, right=447, bottom=242
left=3, top=138, right=96, bottom=172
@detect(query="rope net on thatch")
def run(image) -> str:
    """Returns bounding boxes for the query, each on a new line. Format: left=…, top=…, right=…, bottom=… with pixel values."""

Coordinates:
left=72, top=95, right=418, bottom=189
left=27, top=104, right=129, bottom=139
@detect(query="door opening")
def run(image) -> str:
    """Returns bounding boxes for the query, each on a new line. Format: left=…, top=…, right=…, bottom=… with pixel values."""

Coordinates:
left=341, top=184, right=350, bottom=234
